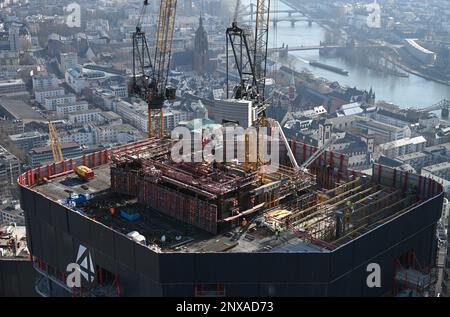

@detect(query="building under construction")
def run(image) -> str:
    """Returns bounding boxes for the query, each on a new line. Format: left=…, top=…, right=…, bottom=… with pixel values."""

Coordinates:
left=18, top=138, right=444, bottom=296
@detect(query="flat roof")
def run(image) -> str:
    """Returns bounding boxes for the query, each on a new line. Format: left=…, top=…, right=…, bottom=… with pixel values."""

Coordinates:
left=34, top=164, right=326, bottom=253
left=0, top=98, right=45, bottom=122
left=422, top=162, right=450, bottom=173
left=379, top=136, right=427, bottom=150
left=0, top=79, right=25, bottom=87
left=30, top=142, right=80, bottom=154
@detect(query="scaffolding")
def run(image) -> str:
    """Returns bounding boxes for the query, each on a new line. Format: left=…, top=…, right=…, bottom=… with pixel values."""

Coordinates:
left=392, top=251, right=437, bottom=297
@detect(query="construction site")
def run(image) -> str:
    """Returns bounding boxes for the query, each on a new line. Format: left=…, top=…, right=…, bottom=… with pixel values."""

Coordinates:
left=14, top=0, right=446, bottom=296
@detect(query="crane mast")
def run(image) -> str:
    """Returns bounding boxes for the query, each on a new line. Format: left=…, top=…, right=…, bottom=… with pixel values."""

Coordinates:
left=48, top=121, right=63, bottom=163
left=151, top=0, right=177, bottom=138
left=227, top=0, right=271, bottom=126
left=131, top=0, right=152, bottom=103
left=131, top=0, right=177, bottom=139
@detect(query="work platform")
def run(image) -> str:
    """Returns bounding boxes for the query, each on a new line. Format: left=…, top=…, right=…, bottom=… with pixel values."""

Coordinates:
left=25, top=138, right=442, bottom=254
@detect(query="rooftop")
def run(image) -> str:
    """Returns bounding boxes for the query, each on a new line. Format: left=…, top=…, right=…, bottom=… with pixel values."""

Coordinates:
left=0, top=225, right=29, bottom=258
left=379, top=136, right=427, bottom=150
left=28, top=139, right=427, bottom=254
left=422, top=162, right=450, bottom=174
left=0, top=98, right=45, bottom=123
left=0, top=79, right=25, bottom=87
left=29, top=142, right=80, bottom=154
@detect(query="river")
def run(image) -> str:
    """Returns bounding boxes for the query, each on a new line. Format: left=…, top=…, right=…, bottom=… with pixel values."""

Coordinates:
left=255, top=0, right=450, bottom=109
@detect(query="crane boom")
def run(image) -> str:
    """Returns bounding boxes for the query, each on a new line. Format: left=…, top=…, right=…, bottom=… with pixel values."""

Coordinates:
left=131, top=0, right=177, bottom=139
left=149, top=0, right=177, bottom=139
left=226, top=0, right=271, bottom=125
left=253, top=0, right=270, bottom=103
left=48, top=121, right=63, bottom=163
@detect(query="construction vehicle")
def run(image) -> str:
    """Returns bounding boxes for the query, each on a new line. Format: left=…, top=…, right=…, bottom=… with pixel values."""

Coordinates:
left=131, top=0, right=178, bottom=139
left=75, top=165, right=94, bottom=181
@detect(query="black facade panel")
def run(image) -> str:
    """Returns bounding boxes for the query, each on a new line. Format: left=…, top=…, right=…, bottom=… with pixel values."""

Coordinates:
left=159, top=253, right=195, bottom=283
left=135, top=244, right=159, bottom=282
left=193, top=253, right=266, bottom=283
left=20, top=187, right=36, bottom=217
left=226, top=284, right=260, bottom=296
left=113, top=233, right=135, bottom=270
left=92, top=250, right=116, bottom=275
left=267, top=254, right=300, bottom=283
left=55, top=229, right=75, bottom=272
left=68, top=211, right=92, bottom=246
left=28, top=213, right=43, bottom=259
left=50, top=202, right=69, bottom=233
left=162, top=284, right=194, bottom=297
left=352, top=231, right=382, bottom=266
left=298, top=253, right=329, bottom=283
left=90, top=221, right=115, bottom=258
left=139, top=274, right=163, bottom=296
left=0, top=261, right=33, bottom=296
left=329, top=245, right=353, bottom=281
left=35, top=193, right=52, bottom=224
left=287, top=283, right=328, bottom=296
left=1, top=262, right=20, bottom=296
left=117, top=263, right=140, bottom=297
left=63, top=229, right=75, bottom=265
left=19, top=183, right=444, bottom=297
left=40, top=220, right=58, bottom=268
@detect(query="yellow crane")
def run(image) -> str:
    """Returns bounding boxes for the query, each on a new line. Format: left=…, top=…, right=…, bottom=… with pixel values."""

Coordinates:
left=48, top=121, right=63, bottom=163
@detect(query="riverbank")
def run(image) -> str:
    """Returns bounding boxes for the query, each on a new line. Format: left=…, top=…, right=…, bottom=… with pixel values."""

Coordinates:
left=280, top=0, right=450, bottom=88
left=388, top=48, right=450, bottom=87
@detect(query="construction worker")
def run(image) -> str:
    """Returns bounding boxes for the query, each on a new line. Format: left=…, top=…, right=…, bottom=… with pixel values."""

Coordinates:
left=241, top=218, right=248, bottom=227
left=275, top=225, right=281, bottom=239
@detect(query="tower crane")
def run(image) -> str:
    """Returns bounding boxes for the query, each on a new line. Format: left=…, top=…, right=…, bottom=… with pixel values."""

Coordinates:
left=226, top=1, right=335, bottom=173
left=131, top=0, right=178, bottom=139
left=48, top=121, right=63, bottom=163
left=226, top=0, right=271, bottom=127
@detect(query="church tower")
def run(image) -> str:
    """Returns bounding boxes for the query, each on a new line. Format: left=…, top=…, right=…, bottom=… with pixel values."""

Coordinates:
left=193, top=16, right=210, bottom=73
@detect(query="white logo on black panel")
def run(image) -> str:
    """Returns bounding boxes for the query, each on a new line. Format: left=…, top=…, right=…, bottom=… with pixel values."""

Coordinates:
left=66, top=245, right=95, bottom=288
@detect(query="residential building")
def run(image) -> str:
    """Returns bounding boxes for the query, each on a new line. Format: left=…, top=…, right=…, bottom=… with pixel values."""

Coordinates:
left=43, top=94, right=76, bottom=111
left=0, top=118, right=24, bottom=135
left=116, top=100, right=148, bottom=132
left=55, top=101, right=89, bottom=117
left=356, top=118, right=411, bottom=143
left=98, top=111, right=122, bottom=126
left=110, top=85, right=128, bottom=98
left=28, top=142, right=82, bottom=168
left=0, top=145, right=21, bottom=200
left=0, top=200, right=24, bottom=225
left=0, top=79, right=26, bottom=95
left=59, top=52, right=78, bottom=73
left=59, top=127, right=96, bottom=146
left=378, top=136, right=427, bottom=158
left=395, top=152, right=433, bottom=172
left=35, top=87, right=65, bottom=104
left=67, top=109, right=103, bottom=124
left=209, top=99, right=254, bottom=128
left=9, top=131, right=48, bottom=151
left=32, top=74, right=59, bottom=91
left=65, top=67, right=86, bottom=94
